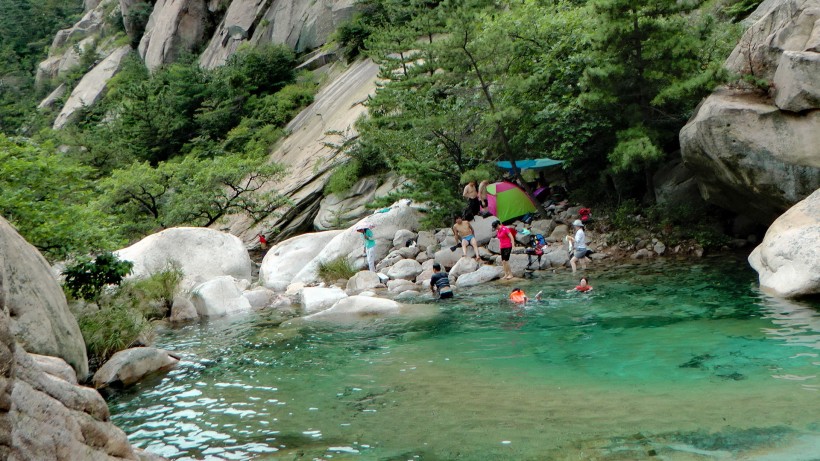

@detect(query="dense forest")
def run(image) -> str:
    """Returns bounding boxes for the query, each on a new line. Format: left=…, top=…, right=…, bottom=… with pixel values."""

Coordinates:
left=0, top=0, right=762, bottom=260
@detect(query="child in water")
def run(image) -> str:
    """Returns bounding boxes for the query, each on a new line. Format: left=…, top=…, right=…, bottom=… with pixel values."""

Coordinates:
left=509, top=288, right=542, bottom=304
left=509, top=288, right=528, bottom=304
left=568, top=276, right=593, bottom=293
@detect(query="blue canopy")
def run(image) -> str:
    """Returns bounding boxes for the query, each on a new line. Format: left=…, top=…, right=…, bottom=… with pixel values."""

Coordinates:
left=496, top=158, right=563, bottom=172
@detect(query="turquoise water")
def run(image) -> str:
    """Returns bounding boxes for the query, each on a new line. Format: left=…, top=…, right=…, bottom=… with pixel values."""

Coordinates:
left=108, top=257, right=820, bottom=460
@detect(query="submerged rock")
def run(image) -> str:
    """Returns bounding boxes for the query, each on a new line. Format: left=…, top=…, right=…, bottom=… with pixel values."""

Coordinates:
left=93, top=347, right=179, bottom=389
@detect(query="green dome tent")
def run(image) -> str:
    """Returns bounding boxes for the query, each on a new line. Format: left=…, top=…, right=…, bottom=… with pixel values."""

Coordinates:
left=486, top=181, right=537, bottom=223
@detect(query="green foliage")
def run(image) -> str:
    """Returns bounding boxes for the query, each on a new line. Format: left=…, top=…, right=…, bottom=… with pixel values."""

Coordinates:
left=0, top=0, right=82, bottom=132
left=62, top=252, right=133, bottom=302
left=325, top=159, right=362, bottom=195
left=722, top=0, right=764, bottom=21
left=76, top=303, right=151, bottom=364
left=608, top=126, right=664, bottom=173
left=0, top=135, right=122, bottom=258
left=117, top=264, right=184, bottom=320
left=317, top=256, right=357, bottom=283
left=95, top=155, right=290, bottom=239
left=607, top=200, right=729, bottom=249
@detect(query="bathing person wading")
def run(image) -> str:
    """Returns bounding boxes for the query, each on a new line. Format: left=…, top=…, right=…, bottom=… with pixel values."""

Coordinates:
left=430, top=263, right=453, bottom=299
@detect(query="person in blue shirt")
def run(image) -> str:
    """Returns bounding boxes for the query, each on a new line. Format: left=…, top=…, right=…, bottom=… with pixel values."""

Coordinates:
left=430, top=263, right=453, bottom=299
left=357, top=227, right=377, bottom=272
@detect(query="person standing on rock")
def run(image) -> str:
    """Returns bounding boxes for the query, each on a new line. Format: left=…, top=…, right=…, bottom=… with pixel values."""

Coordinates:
left=357, top=224, right=377, bottom=272
left=257, top=233, right=268, bottom=250
left=493, top=220, right=515, bottom=279
left=430, top=263, right=454, bottom=299
left=463, top=181, right=480, bottom=219
left=568, top=219, right=590, bottom=273
left=452, top=216, right=481, bottom=261
left=478, top=180, right=491, bottom=217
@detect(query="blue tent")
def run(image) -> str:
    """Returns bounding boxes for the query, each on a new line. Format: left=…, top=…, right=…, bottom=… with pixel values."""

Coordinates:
left=496, top=158, right=563, bottom=173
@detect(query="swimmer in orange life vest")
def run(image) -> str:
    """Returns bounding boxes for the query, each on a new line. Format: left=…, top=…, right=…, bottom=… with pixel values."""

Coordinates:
left=509, top=288, right=528, bottom=304
left=568, top=276, right=593, bottom=293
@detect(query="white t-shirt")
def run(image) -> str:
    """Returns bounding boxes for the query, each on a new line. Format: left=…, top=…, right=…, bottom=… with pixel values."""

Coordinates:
left=575, top=228, right=586, bottom=249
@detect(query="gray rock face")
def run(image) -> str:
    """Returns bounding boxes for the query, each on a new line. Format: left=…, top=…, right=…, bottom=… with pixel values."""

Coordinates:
left=53, top=46, right=131, bottom=129
left=680, top=91, right=820, bottom=224
left=120, top=0, right=152, bottom=39
left=138, top=0, right=211, bottom=70
left=1, top=297, right=139, bottom=459
left=170, top=295, right=198, bottom=323
left=259, top=230, right=343, bottom=289
left=653, top=158, right=703, bottom=207
left=681, top=0, right=820, bottom=224
left=386, top=259, right=423, bottom=281
left=314, top=175, right=402, bottom=231
left=117, top=227, right=252, bottom=290
left=773, top=51, right=820, bottom=112
left=725, top=0, right=820, bottom=79
left=92, top=347, right=179, bottom=389
left=0, top=216, right=88, bottom=379
left=200, top=0, right=357, bottom=69
left=242, top=287, right=277, bottom=309
left=749, top=188, right=820, bottom=298
left=346, top=271, right=381, bottom=294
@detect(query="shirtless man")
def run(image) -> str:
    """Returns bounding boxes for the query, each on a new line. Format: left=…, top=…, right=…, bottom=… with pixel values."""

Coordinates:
left=463, top=181, right=480, bottom=219
left=452, top=216, right=481, bottom=261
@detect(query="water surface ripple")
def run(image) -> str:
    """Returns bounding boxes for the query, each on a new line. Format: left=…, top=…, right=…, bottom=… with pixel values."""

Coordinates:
left=108, top=257, right=820, bottom=460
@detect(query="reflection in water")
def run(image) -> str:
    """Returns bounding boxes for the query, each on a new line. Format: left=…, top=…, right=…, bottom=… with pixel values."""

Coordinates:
left=108, top=258, right=820, bottom=460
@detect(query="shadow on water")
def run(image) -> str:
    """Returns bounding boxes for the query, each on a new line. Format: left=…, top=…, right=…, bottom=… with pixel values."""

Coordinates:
left=107, top=256, right=820, bottom=460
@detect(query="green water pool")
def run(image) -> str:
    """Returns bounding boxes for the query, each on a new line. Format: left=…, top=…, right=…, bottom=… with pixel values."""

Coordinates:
left=108, top=257, right=820, bottom=460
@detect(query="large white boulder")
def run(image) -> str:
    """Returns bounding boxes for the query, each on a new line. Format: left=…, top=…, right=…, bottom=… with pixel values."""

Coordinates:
left=0, top=216, right=88, bottom=379
left=259, top=230, right=342, bottom=288
left=300, top=287, right=348, bottom=314
left=387, top=279, right=417, bottom=294
left=386, top=259, right=423, bottom=281
left=92, top=347, right=179, bottom=389
left=116, top=227, right=252, bottom=290
left=749, top=188, right=820, bottom=298
left=292, top=200, right=422, bottom=283
left=53, top=46, right=131, bottom=129
left=302, top=296, right=401, bottom=321
left=190, top=276, right=252, bottom=317
left=456, top=265, right=504, bottom=288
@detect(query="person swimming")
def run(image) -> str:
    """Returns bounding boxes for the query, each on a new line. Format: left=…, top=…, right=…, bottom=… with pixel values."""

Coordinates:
left=509, top=288, right=528, bottom=304
left=567, top=276, right=593, bottom=293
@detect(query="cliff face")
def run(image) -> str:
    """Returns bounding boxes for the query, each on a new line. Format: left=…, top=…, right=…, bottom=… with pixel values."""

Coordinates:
left=680, top=0, right=820, bottom=225
left=41, top=0, right=360, bottom=125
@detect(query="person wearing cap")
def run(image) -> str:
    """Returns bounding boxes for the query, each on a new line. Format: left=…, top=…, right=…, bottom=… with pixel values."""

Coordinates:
left=568, top=219, right=589, bottom=273
left=492, top=220, right=515, bottom=279
left=357, top=226, right=377, bottom=272
left=430, top=263, right=453, bottom=299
